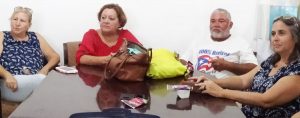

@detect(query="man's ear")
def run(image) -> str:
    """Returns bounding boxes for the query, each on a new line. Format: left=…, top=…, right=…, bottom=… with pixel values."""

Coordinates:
left=229, top=22, right=233, bottom=29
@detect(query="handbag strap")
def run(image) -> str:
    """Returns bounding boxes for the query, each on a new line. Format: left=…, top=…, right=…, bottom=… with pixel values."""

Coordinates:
left=120, top=38, right=128, bottom=52
left=104, top=39, right=128, bottom=79
left=148, top=48, right=152, bottom=62
left=104, top=51, right=130, bottom=79
left=104, top=39, right=152, bottom=80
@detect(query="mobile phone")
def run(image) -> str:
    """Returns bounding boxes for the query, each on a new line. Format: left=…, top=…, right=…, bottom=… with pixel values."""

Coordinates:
left=120, top=93, right=136, bottom=100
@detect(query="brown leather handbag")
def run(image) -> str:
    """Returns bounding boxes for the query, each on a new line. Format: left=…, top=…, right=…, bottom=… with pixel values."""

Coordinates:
left=104, top=39, right=152, bottom=81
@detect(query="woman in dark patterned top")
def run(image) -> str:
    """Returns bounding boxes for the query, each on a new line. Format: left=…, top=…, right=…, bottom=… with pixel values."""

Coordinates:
left=192, top=16, right=300, bottom=118
left=0, top=6, right=59, bottom=102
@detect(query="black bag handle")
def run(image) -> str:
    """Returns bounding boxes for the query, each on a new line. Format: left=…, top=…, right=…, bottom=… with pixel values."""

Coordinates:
left=69, top=108, right=160, bottom=118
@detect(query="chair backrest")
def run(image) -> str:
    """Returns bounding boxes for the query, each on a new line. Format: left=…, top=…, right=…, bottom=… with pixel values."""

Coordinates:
left=63, top=41, right=81, bottom=66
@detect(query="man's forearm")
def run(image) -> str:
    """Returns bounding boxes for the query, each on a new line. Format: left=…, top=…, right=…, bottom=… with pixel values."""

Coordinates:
left=226, top=62, right=257, bottom=75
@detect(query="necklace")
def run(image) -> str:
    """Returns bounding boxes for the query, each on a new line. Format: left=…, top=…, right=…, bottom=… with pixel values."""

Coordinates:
left=12, top=34, right=29, bottom=41
left=15, top=37, right=28, bottom=41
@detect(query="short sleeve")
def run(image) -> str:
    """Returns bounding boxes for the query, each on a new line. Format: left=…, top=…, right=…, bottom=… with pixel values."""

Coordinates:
left=287, top=59, right=300, bottom=76
left=239, top=39, right=258, bottom=65
left=260, top=54, right=274, bottom=69
left=180, top=43, right=196, bottom=63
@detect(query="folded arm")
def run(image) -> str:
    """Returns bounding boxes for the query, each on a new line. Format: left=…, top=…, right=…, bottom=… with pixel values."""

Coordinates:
left=79, top=55, right=112, bottom=65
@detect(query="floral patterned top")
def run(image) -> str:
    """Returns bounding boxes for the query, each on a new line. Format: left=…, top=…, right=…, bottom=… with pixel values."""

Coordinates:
left=0, top=31, right=45, bottom=75
left=241, top=54, right=300, bottom=118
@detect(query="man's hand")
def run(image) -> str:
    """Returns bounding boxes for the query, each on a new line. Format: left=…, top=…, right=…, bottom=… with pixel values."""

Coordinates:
left=210, top=57, right=230, bottom=71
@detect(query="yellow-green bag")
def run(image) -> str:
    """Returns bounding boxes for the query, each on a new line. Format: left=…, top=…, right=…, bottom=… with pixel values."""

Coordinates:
left=146, top=48, right=187, bottom=79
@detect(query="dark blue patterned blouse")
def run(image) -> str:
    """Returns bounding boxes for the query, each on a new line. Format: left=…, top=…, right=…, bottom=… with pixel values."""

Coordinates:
left=0, top=31, right=45, bottom=75
left=241, top=54, right=300, bottom=118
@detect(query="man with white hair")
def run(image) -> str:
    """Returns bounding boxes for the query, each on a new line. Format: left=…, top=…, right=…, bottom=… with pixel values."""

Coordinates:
left=183, top=8, right=257, bottom=78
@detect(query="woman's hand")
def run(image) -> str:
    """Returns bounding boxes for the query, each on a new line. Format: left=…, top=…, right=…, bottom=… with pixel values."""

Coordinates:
left=105, top=52, right=116, bottom=63
left=195, top=80, right=225, bottom=98
left=186, top=75, right=208, bottom=83
left=38, top=68, right=49, bottom=75
left=4, top=74, right=18, bottom=92
left=184, top=76, right=208, bottom=92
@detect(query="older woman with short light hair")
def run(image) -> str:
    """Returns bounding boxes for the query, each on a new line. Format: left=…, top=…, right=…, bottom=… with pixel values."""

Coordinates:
left=0, top=6, right=60, bottom=102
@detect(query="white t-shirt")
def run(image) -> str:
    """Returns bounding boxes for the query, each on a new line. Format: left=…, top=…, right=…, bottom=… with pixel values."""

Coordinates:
left=182, top=35, right=258, bottom=78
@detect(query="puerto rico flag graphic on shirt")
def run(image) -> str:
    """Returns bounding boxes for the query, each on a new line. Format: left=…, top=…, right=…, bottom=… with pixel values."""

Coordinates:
left=196, top=55, right=213, bottom=71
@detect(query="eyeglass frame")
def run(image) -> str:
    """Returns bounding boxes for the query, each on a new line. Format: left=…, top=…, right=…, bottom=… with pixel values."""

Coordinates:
left=10, top=6, right=33, bottom=23
left=14, top=6, right=33, bottom=14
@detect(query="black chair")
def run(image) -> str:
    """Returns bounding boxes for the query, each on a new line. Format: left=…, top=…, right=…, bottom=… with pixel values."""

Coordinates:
left=69, top=108, right=159, bottom=118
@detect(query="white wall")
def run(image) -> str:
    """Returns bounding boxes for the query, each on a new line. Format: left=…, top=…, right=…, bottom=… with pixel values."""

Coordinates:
left=0, top=0, right=259, bottom=65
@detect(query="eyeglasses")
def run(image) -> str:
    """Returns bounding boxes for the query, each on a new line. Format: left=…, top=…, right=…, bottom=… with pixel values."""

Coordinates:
left=274, top=16, right=299, bottom=29
left=14, top=6, right=33, bottom=14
